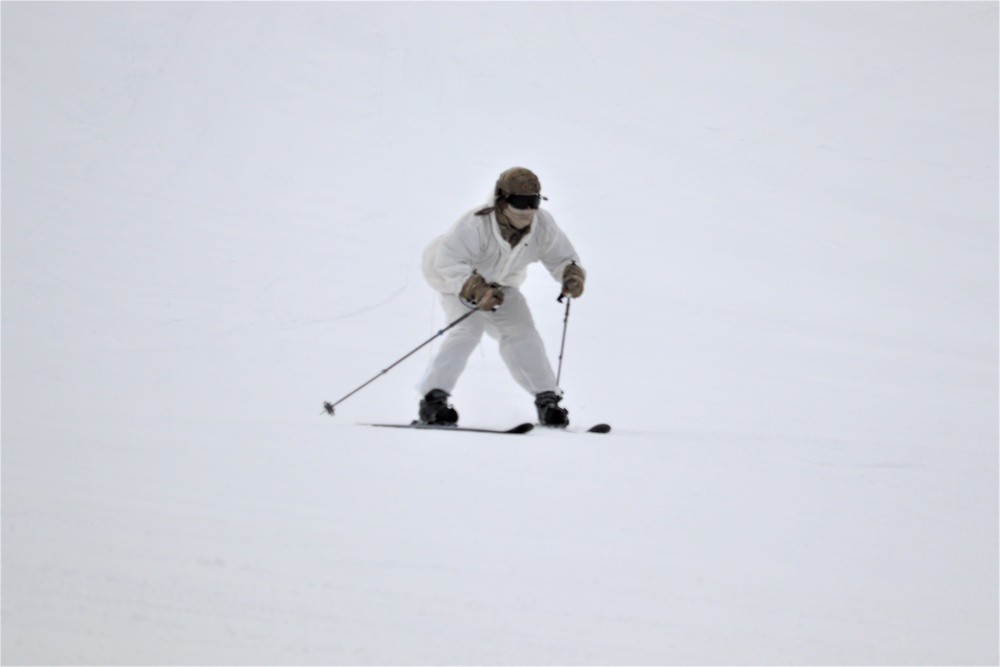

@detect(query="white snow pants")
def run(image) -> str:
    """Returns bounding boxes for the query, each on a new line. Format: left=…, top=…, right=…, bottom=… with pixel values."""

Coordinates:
left=418, top=287, right=558, bottom=397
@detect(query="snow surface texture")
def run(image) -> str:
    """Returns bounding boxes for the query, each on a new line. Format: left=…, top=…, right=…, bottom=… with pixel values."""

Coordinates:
left=2, top=2, right=997, bottom=665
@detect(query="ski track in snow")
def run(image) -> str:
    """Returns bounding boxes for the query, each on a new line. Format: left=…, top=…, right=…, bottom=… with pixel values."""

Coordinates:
left=2, top=3, right=997, bottom=665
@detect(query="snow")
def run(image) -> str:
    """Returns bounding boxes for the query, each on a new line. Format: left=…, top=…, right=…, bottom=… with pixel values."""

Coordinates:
left=2, top=2, right=997, bottom=664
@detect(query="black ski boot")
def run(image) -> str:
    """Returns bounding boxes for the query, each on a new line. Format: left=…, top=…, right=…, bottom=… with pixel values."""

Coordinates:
left=535, top=391, right=569, bottom=427
left=419, top=389, right=459, bottom=425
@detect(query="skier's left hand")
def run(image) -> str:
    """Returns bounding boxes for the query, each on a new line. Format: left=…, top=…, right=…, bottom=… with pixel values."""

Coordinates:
left=561, top=262, right=585, bottom=299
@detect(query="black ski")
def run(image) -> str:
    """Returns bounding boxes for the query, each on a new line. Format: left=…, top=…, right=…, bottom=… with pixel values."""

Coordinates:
left=366, top=422, right=535, bottom=435
left=537, top=423, right=612, bottom=433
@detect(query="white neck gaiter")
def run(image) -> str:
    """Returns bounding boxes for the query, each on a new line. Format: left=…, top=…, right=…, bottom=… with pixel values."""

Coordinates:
left=505, top=206, right=536, bottom=230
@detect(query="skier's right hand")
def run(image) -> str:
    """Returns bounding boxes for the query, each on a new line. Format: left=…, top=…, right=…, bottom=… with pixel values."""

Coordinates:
left=461, top=273, right=505, bottom=311
left=475, top=286, right=504, bottom=311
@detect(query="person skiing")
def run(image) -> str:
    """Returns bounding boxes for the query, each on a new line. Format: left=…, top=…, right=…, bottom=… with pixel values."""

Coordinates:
left=417, top=166, right=586, bottom=427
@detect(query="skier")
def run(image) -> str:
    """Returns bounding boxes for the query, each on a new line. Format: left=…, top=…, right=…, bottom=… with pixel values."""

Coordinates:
left=417, top=166, right=586, bottom=427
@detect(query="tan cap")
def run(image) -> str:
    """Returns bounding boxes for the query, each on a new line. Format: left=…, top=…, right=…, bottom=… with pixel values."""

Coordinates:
left=495, top=167, right=542, bottom=197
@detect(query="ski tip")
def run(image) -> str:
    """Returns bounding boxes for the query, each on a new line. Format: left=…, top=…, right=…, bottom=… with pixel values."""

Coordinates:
left=508, top=423, right=535, bottom=434
left=588, top=423, right=612, bottom=433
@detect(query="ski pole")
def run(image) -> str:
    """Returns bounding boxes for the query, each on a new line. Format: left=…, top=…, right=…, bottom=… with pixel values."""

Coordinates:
left=555, top=294, right=571, bottom=387
left=323, top=308, right=477, bottom=415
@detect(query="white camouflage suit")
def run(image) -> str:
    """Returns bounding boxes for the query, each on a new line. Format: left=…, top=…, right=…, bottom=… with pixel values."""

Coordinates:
left=419, top=205, right=582, bottom=397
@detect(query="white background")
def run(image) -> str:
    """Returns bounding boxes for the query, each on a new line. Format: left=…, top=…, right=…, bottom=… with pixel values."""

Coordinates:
left=3, top=2, right=997, bottom=664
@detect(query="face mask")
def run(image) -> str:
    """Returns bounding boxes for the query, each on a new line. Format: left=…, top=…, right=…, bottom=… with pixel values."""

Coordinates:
left=505, top=206, right=536, bottom=230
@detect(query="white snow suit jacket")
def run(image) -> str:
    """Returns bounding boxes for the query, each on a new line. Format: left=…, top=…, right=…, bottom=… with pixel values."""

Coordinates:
left=422, top=207, right=582, bottom=295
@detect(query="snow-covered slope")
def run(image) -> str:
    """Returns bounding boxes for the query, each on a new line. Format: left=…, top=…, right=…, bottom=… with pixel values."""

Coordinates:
left=3, top=3, right=997, bottom=664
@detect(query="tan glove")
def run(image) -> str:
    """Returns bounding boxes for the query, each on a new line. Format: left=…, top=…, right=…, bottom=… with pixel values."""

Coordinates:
left=561, top=262, right=585, bottom=298
left=460, top=273, right=505, bottom=311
